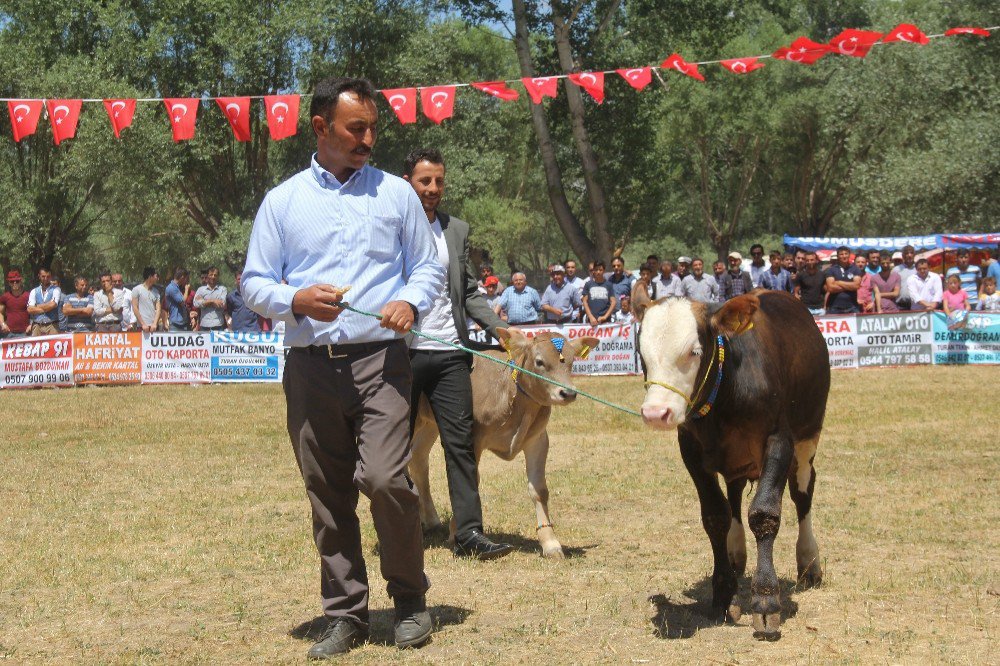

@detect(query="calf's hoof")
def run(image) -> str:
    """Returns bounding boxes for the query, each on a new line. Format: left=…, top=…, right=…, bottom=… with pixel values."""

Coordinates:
left=541, top=542, right=564, bottom=559
left=752, top=613, right=781, bottom=641
left=797, top=561, right=823, bottom=588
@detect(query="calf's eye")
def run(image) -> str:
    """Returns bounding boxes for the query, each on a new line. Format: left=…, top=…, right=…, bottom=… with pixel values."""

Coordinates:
left=535, top=358, right=545, bottom=368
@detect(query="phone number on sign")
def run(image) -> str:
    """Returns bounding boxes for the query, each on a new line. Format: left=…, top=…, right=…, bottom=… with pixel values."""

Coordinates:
left=213, top=366, right=278, bottom=378
left=5, top=372, right=72, bottom=385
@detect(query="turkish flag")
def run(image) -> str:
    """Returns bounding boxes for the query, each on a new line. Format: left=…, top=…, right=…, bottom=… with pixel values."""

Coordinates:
left=661, top=54, right=705, bottom=81
left=720, top=57, right=765, bottom=74
left=381, top=88, right=417, bottom=125
left=420, top=86, right=456, bottom=124
left=883, top=23, right=930, bottom=45
left=772, top=37, right=832, bottom=65
left=103, top=99, right=136, bottom=138
left=163, top=98, right=199, bottom=142
left=46, top=99, right=82, bottom=145
left=521, top=77, right=559, bottom=104
left=829, top=29, right=883, bottom=57
left=568, top=72, right=605, bottom=103
left=264, top=95, right=299, bottom=140
left=616, top=67, right=652, bottom=90
left=471, top=81, right=520, bottom=101
left=944, top=27, right=990, bottom=38
left=7, top=100, right=43, bottom=142
left=216, top=97, right=251, bottom=142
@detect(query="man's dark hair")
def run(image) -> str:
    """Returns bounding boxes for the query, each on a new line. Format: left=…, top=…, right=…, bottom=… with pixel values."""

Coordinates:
left=903, top=245, right=915, bottom=253
left=99, top=271, right=111, bottom=280
left=837, top=246, right=851, bottom=254
left=957, top=248, right=970, bottom=257
left=403, top=148, right=445, bottom=177
left=880, top=250, right=891, bottom=260
left=207, top=266, right=219, bottom=274
left=174, top=267, right=189, bottom=280
left=592, top=260, right=605, bottom=270
left=646, top=254, right=660, bottom=264
left=309, top=77, right=377, bottom=122
left=750, top=243, right=764, bottom=254
left=74, top=275, right=87, bottom=284
left=916, top=258, right=929, bottom=266
left=143, top=266, right=157, bottom=280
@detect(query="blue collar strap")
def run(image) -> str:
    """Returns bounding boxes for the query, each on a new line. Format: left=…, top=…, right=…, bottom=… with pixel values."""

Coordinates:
left=690, top=335, right=725, bottom=420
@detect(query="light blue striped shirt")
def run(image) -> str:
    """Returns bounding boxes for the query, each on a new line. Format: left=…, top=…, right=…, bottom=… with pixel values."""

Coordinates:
left=242, top=156, right=445, bottom=347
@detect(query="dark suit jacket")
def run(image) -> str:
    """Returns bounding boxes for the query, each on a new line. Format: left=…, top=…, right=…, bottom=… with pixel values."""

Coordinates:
left=438, top=212, right=506, bottom=344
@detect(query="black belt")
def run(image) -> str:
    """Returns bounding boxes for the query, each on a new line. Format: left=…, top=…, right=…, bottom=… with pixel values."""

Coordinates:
left=292, top=339, right=399, bottom=359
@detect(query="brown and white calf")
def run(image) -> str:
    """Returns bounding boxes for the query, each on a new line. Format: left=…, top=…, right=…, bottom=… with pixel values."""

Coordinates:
left=409, top=328, right=599, bottom=558
left=634, top=290, right=830, bottom=641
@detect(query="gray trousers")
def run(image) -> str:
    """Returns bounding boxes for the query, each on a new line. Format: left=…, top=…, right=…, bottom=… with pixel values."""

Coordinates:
left=283, top=340, right=428, bottom=628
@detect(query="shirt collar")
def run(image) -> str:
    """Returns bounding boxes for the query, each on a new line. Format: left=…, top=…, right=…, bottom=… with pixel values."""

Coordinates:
left=310, top=154, right=365, bottom=190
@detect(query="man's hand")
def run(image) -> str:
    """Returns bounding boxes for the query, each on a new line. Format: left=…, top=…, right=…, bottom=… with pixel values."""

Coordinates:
left=379, top=300, right=415, bottom=333
left=292, top=285, right=349, bottom=322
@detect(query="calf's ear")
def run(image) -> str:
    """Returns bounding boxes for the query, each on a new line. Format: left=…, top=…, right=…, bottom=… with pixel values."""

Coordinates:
left=497, top=326, right=530, bottom=353
left=571, top=336, right=601, bottom=360
left=631, top=280, right=652, bottom=322
left=711, top=294, right=759, bottom=337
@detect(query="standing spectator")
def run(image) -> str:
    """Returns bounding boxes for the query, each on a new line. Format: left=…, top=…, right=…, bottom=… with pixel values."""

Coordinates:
left=112, top=273, right=136, bottom=331
left=945, top=249, right=982, bottom=309
left=477, top=263, right=503, bottom=293
left=760, top=251, right=794, bottom=293
left=606, top=257, right=633, bottom=313
left=794, top=250, right=806, bottom=274
left=582, top=260, right=616, bottom=326
left=865, top=250, right=881, bottom=275
left=93, top=272, right=125, bottom=332
left=165, top=268, right=191, bottom=331
left=636, top=262, right=655, bottom=299
left=682, top=258, right=719, bottom=303
left=563, top=259, right=586, bottom=321
left=189, top=268, right=208, bottom=329
left=194, top=267, right=228, bottom=331
left=132, top=266, right=161, bottom=333
left=712, top=260, right=726, bottom=285
left=675, top=256, right=691, bottom=281
left=942, top=273, right=969, bottom=328
left=645, top=254, right=660, bottom=268
left=227, top=270, right=262, bottom=333
left=986, top=248, right=1000, bottom=285
left=540, top=264, right=580, bottom=324
left=891, top=251, right=903, bottom=267
left=746, top=244, right=767, bottom=287
left=978, top=276, right=999, bottom=311
left=481, top=276, right=502, bottom=313
left=613, top=296, right=635, bottom=324
left=892, top=245, right=918, bottom=310
left=870, top=251, right=901, bottom=313
left=0, top=270, right=30, bottom=338
left=854, top=255, right=874, bottom=313
left=497, top=272, right=541, bottom=325
left=824, top=246, right=863, bottom=314
left=62, top=276, right=95, bottom=333
left=26, top=267, right=61, bottom=336
left=906, top=258, right=942, bottom=312
left=794, top=251, right=827, bottom=316
left=719, top=251, right=753, bottom=301
left=651, top=260, right=682, bottom=299
left=783, top=252, right=797, bottom=275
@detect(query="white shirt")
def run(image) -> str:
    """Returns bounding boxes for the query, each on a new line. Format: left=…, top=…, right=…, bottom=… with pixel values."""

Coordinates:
left=120, top=287, right=135, bottom=329
left=411, top=217, right=460, bottom=351
left=652, top=273, right=683, bottom=299
left=906, top=272, right=942, bottom=306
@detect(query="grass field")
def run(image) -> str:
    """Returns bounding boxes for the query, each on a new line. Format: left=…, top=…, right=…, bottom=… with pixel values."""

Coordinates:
left=1, top=365, right=997, bottom=664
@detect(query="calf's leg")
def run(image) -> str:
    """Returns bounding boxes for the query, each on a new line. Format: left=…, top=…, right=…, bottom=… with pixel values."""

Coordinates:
left=789, top=436, right=822, bottom=586
left=408, top=413, right=443, bottom=531
left=726, top=478, right=748, bottom=578
left=524, top=432, right=563, bottom=558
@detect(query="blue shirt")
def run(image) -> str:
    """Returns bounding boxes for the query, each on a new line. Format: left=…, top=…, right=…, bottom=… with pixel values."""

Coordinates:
left=606, top=273, right=633, bottom=312
left=540, top=281, right=581, bottom=322
left=760, top=268, right=794, bottom=293
left=227, top=287, right=261, bottom=333
left=945, top=265, right=982, bottom=307
left=498, top=285, right=541, bottom=324
left=165, top=280, right=188, bottom=326
left=242, top=157, right=445, bottom=347
left=63, top=292, right=94, bottom=332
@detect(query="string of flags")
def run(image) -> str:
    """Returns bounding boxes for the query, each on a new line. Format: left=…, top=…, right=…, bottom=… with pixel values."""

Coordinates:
left=3, top=24, right=993, bottom=145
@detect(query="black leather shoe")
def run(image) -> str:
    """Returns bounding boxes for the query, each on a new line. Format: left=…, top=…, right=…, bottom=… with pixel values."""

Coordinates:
left=307, top=618, right=368, bottom=659
left=452, top=529, right=514, bottom=560
left=394, top=595, right=432, bottom=649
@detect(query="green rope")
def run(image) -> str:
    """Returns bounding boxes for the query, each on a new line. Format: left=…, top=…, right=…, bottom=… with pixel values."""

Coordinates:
left=334, top=302, right=642, bottom=418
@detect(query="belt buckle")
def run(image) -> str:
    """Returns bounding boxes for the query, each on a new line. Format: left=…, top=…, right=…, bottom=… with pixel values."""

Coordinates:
left=327, top=345, right=348, bottom=359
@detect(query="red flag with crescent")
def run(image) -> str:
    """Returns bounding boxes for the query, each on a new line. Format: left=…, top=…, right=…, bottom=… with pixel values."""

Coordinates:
left=661, top=54, right=705, bottom=82
left=103, top=99, right=136, bottom=138
left=216, top=97, right=251, bottom=142
left=381, top=88, right=416, bottom=125
left=772, top=37, right=832, bottom=65
left=521, top=77, right=559, bottom=104
left=883, top=24, right=929, bottom=45
left=568, top=72, right=605, bottom=103
left=46, top=99, right=82, bottom=145
left=828, top=29, right=883, bottom=58
left=163, top=98, right=199, bottom=142
left=720, top=57, right=765, bottom=74
left=264, top=95, right=299, bottom=140
left=471, top=81, right=520, bottom=101
left=616, top=67, right=652, bottom=90
left=944, top=27, right=990, bottom=38
left=7, top=100, right=43, bottom=142
left=420, top=86, right=455, bottom=124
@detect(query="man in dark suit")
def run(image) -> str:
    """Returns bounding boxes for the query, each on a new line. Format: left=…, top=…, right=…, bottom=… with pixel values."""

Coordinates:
left=402, top=148, right=514, bottom=560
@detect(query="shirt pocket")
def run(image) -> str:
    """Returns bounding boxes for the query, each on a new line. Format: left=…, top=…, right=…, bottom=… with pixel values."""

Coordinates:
left=365, top=215, right=401, bottom=261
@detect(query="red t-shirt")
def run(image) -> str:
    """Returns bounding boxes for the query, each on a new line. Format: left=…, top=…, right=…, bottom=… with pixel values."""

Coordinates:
left=0, top=290, right=30, bottom=332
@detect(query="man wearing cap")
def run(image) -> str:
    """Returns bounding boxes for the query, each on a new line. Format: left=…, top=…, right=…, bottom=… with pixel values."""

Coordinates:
left=541, top=264, right=580, bottom=324
left=482, top=276, right=502, bottom=314
left=719, top=251, right=753, bottom=301
left=26, top=267, right=62, bottom=336
left=676, top=256, right=691, bottom=282
left=0, top=270, right=30, bottom=338
left=891, top=251, right=903, bottom=268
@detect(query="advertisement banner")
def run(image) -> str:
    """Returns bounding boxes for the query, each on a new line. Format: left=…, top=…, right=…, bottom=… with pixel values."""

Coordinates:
left=210, top=331, right=284, bottom=382
left=73, top=331, right=143, bottom=384
left=141, top=332, right=212, bottom=384
left=854, top=312, right=933, bottom=367
left=1, top=335, right=75, bottom=388
left=466, top=322, right=639, bottom=375
left=931, top=311, right=1000, bottom=365
left=815, top=315, right=858, bottom=369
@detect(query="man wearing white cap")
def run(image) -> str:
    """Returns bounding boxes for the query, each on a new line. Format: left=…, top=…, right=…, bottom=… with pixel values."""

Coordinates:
left=540, top=264, right=580, bottom=324
left=676, top=256, right=691, bottom=281
left=719, top=251, right=753, bottom=301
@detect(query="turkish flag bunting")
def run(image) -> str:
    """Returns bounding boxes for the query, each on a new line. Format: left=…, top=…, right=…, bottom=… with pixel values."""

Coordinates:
left=616, top=67, right=652, bottom=90
left=163, top=98, right=198, bottom=142
left=883, top=23, right=930, bottom=45
left=46, top=99, right=82, bottom=145
left=944, top=27, right=990, bottom=38
left=772, top=37, right=832, bottom=65
left=521, top=77, right=559, bottom=104
left=720, top=57, right=765, bottom=74
left=7, top=100, right=43, bottom=142
left=661, top=54, right=705, bottom=81
left=216, top=97, right=251, bottom=142
left=264, top=95, right=299, bottom=140
left=420, top=86, right=456, bottom=124
left=568, top=72, right=605, bottom=103
left=103, top=99, right=136, bottom=138
left=381, top=88, right=416, bottom=125
left=471, top=81, right=520, bottom=101
left=829, top=29, right=883, bottom=57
